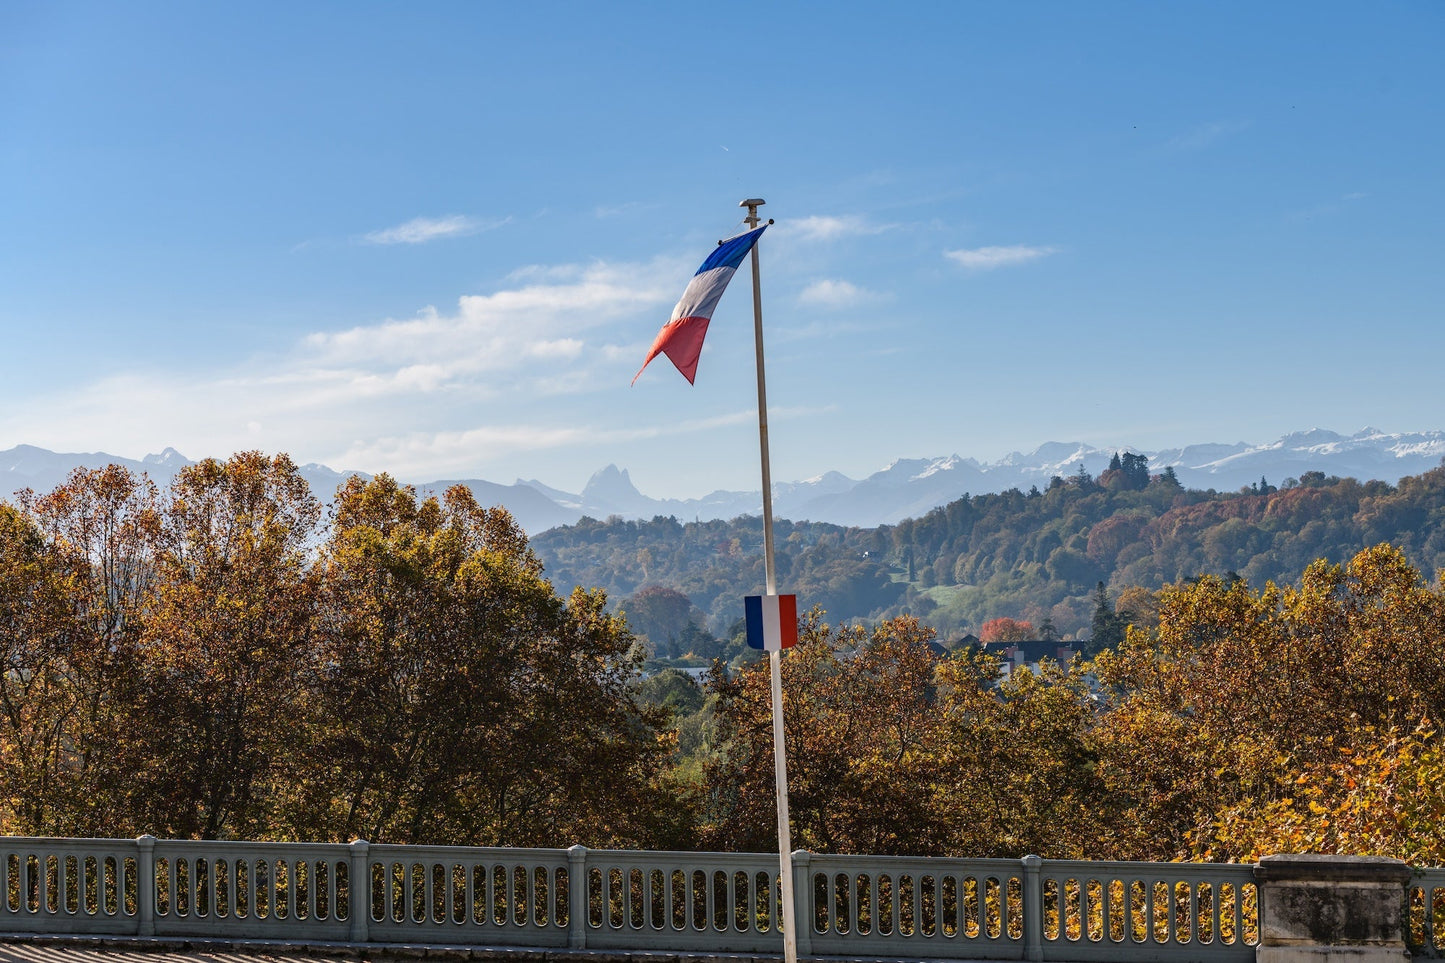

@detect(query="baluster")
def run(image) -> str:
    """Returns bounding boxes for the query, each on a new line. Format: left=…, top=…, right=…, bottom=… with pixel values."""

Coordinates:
left=347, top=842, right=368, bottom=941
left=1022, top=857, right=1042, bottom=961
left=135, top=838, right=155, bottom=935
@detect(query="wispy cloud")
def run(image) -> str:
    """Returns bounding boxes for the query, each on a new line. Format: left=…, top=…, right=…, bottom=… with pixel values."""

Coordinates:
left=327, top=405, right=834, bottom=481
left=797, top=279, right=878, bottom=308
left=306, top=259, right=675, bottom=373
left=769, top=320, right=878, bottom=345
left=786, top=215, right=889, bottom=242
left=363, top=214, right=506, bottom=245
left=0, top=256, right=687, bottom=480
left=944, top=244, right=1057, bottom=271
left=1164, top=120, right=1249, bottom=152
left=1285, top=191, right=1371, bottom=223
left=594, top=201, right=653, bottom=219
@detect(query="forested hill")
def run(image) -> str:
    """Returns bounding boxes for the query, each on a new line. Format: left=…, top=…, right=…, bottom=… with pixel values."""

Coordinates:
left=530, top=458, right=1445, bottom=641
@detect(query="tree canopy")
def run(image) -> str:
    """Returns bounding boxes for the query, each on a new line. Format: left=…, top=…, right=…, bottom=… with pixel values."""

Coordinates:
left=5, top=455, right=1444, bottom=864
left=0, top=458, right=681, bottom=847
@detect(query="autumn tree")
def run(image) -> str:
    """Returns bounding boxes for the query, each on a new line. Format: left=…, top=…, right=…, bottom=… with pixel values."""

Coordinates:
left=2, top=466, right=161, bottom=835
left=0, top=503, right=74, bottom=832
left=1209, top=722, right=1445, bottom=865
left=121, top=452, right=320, bottom=838
left=619, top=585, right=696, bottom=657
left=300, top=475, right=686, bottom=848
left=936, top=654, right=1110, bottom=857
left=979, top=616, right=1034, bottom=643
left=1093, top=543, right=1445, bottom=860
left=703, top=613, right=950, bottom=854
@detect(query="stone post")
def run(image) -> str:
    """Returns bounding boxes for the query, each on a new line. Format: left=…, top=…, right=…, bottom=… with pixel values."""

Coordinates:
left=791, top=850, right=812, bottom=960
left=567, top=845, right=588, bottom=950
left=1022, top=855, right=1044, bottom=963
left=348, top=840, right=370, bottom=943
left=1255, top=854, right=1412, bottom=963
left=135, top=835, right=156, bottom=936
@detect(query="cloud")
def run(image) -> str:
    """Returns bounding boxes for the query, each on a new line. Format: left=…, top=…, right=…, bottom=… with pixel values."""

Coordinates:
left=363, top=214, right=506, bottom=245
left=0, top=235, right=845, bottom=488
left=593, top=201, right=651, bottom=219
left=944, top=245, right=1057, bottom=271
left=305, top=259, right=677, bottom=373
left=769, top=320, right=878, bottom=344
left=0, top=255, right=691, bottom=479
left=1164, top=120, right=1249, bottom=152
left=327, top=405, right=837, bottom=480
left=1285, top=191, right=1372, bottom=223
left=797, top=279, right=874, bottom=308
left=786, top=215, right=888, bottom=242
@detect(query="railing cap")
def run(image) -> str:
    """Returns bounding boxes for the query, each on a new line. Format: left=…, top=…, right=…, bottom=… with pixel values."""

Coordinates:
left=1256, top=853, right=1412, bottom=884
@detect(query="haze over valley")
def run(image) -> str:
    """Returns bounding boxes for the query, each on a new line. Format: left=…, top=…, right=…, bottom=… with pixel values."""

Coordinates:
left=6, top=426, right=1443, bottom=533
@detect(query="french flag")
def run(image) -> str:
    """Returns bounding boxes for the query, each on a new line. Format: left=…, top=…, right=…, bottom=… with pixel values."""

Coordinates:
left=745, top=593, right=798, bottom=652
left=632, top=225, right=768, bottom=385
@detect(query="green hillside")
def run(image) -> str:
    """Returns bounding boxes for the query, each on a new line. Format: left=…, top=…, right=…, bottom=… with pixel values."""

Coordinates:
left=532, top=458, right=1445, bottom=642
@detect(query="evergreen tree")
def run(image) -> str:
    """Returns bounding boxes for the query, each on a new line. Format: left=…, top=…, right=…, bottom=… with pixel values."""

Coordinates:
left=1088, top=581, right=1126, bottom=654
left=1121, top=453, right=1150, bottom=490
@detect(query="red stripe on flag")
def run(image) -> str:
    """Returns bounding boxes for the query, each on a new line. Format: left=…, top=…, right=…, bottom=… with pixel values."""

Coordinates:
left=778, top=593, right=798, bottom=648
left=632, top=316, right=711, bottom=385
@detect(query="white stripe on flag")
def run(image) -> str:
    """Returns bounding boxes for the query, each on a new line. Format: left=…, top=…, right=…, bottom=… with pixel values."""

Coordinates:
left=762, top=594, right=783, bottom=651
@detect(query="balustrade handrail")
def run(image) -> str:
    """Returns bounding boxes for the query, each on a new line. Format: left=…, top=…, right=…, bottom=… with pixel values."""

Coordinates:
left=1, top=836, right=1432, bottom=961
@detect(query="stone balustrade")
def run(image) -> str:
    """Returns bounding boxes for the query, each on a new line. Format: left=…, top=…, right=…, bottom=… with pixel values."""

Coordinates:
left=1, top=837, right=1441, bottom=961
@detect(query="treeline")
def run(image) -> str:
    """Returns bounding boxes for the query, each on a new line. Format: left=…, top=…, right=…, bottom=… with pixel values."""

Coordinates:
left=4, top=454, right=1444, bottom=863
left=0, top=454, right=684, bottom=846
left=680, top=544, right=1445, bottom=863
left=533, top=458, right=1445, bottom=639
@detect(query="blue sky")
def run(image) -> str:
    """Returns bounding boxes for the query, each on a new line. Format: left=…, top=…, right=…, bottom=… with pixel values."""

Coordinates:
left=2, top=2, right=1441, bottom=498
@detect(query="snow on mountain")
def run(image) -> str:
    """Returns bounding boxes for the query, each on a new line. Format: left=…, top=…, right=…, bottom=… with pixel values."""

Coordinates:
left=5, top=428, right=1444, bottom=534
left=0, top=445, right=368, bottom=507
left=517, top=477, right=583, bottom=511
left=141, top=447, right=189, bottom=469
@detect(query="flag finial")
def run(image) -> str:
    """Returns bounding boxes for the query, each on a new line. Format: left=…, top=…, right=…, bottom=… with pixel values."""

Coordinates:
left=740, top=197, right=766, bottom=227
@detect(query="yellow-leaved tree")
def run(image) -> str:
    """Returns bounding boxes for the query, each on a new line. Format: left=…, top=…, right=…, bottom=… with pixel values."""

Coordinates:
left=1093, top=543, right=1445, bottom=861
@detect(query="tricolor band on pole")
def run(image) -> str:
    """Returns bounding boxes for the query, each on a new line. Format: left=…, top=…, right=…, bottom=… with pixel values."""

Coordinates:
left=745, top=593, right=798, bottom=651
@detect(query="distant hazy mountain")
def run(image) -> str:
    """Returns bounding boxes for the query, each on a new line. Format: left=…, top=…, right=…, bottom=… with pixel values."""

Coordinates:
left=5, top=427, right=1443, bottom=534
left=0, top=444, right=364, bottom=507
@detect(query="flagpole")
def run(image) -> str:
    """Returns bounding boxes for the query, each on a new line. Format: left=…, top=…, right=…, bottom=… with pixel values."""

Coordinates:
left=741, top=197, right=797, bottom=963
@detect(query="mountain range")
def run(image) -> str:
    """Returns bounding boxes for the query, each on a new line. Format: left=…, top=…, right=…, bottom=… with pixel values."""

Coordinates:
left=5, top=427, right=1444, bottom=533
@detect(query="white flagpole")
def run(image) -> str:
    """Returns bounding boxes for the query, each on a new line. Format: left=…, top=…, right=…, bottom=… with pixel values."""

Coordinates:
left=740, top=197, right=797, bottom=963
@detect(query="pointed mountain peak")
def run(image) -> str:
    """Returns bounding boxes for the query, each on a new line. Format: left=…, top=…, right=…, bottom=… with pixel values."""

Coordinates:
left=582, top=464, right=643, bottom=499
left=585, top=463, right=632, bottom=487
left=141, top=447, right=189, bottom=466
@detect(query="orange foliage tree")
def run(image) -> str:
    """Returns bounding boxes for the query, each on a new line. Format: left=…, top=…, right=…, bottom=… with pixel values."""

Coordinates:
left=979, top=616, right=1034, bottom=642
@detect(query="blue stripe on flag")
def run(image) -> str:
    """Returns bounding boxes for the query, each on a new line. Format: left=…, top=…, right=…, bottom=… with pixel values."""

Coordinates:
left=697, top=226, right=767, bottom=275
left=744, top=594, right=764, bottom=650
